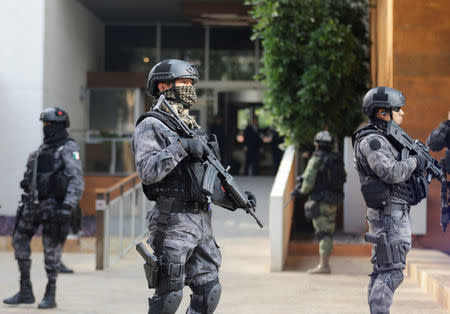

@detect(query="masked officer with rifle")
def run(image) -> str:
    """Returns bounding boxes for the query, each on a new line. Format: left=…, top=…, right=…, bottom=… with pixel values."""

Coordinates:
left=3, top=108, right=84, bottom=309
left=426, top=112, right=450, bottom=230
left=293, top=130, right=346, bottom=274
left=132, top=59, right=260, bottom=314
left=353, top=87, right=443, bottom=314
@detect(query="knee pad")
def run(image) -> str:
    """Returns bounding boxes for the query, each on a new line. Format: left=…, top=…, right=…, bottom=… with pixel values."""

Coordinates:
left=190, top=279, right=222, bottom=313
left=148, top=290, right=183, bottom=314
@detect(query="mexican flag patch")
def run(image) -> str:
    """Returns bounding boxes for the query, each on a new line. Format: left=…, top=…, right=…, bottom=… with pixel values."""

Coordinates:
left=73, top=152, right=80, bottom=160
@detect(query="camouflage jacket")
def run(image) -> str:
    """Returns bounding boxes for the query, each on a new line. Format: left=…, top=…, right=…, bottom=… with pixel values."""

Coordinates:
left=426, top=120, right=450, bottom=152
left=132, top=116, right=188, bottom=185
left=353, top=125, right=417, bottom=204
left=300, top=154, right=321, bottom=196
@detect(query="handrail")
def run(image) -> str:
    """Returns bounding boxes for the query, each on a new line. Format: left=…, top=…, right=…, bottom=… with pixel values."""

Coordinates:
left=95, top=171, right=149, bottom=270
left=96, top=172, right=140, bottom=194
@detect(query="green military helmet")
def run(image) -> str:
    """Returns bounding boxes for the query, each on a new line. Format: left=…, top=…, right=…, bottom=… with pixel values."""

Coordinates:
left=362, top=86, right=405, bottom=118
left=314, top=130, right=332, bottom=146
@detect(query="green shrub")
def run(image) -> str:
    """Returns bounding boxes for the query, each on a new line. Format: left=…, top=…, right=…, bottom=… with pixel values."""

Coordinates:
left=247, top=0, right=369, bottom=149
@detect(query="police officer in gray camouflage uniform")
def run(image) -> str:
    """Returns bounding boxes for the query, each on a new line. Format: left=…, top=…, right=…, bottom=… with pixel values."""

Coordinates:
left=133, top=59, right=255, bottom=314
left=353, top=87, right=428, bottom=314
left=3, top=107, right=84, bottom=309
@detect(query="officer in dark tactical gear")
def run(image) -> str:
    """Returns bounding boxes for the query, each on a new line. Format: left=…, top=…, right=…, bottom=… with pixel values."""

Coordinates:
left=294, top=130, right=346, bottom=274
left=426, top=112, right=450, bottom=152
left=353, top=87, right=428, bottom=314
left=3, top=107, right=84, bottom=309
left=133, top=59, right=256, bottom=314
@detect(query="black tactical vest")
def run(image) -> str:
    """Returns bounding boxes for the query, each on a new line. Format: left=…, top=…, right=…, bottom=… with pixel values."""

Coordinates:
left=36, top=139, right=71, bottom=202
left=353, top=125, right=422, bottom=206
left=310, top=150, right=346, bottom=205
left=136, top=110, right=220, bottom=203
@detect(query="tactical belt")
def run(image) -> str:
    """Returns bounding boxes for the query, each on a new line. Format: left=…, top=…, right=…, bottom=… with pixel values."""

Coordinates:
left=156, top=198, right=208, bottom=214
left=380, top=202, right=409, bottom=217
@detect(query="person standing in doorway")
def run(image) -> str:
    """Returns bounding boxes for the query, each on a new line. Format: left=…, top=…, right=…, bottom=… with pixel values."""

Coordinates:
left=243, top=116, right=263, bottom=175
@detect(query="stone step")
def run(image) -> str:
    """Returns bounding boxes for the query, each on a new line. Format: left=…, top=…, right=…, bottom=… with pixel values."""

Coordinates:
left=406, top=249, right=450, bottom=311
left=288, top=240, right=372, bottom=256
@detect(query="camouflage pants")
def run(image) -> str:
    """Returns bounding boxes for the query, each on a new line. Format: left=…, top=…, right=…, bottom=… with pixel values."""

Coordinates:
left=366, top=207, right=411, bottom=314
left=146, top=205, right=221, bottom=313
left=312, top=203, right=337, bottom=256
left=13, top=207, right=62, bottom=280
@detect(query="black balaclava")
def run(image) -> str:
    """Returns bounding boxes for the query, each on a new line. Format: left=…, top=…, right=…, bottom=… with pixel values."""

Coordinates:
left=43, top=122, right=68, bottom=144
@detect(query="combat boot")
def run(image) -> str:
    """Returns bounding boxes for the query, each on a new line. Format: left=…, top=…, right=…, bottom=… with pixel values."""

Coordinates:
left=37, top=279, right=56, bottom=309
left=307, top=254, right=331, bottom=274
left=60, top=262, right=74, bottom=274
left=3, top=259, right=35, bottom=304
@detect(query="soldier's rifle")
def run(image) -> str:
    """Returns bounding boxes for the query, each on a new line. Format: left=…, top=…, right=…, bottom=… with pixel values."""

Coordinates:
left=13, top=152, right=40, bottom=236
left=386, top=120, right=448, bottom=231
left=154, top=95, right=263, bottom=228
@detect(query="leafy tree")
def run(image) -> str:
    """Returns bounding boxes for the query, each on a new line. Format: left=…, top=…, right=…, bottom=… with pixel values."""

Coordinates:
left=247, top=0, right=369, bottom=149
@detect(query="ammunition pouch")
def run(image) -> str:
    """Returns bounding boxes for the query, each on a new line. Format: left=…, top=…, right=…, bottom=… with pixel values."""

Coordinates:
left=304, top=200, right=321, bottom=220
left=361, top=177, right=389, bottom=209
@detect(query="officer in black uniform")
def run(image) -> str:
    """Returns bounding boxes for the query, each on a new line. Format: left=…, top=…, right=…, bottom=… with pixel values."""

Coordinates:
left=3, top=108, right=84, bottom=309
left=133, top=59, right=256, bottom=314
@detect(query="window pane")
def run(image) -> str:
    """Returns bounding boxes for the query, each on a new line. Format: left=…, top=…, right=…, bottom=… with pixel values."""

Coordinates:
left=209, top=27, right=255, bottom=80
left=105, top=26, right=157, bottom=72
left=161, top=26, right=204, bottom=77
left=89, top=89, right=136, bottom=134
left=85, top=142, right=112, bottom=173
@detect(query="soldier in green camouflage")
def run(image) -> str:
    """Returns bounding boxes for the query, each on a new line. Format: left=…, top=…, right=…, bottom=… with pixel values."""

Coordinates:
left=297, top=131, right=346, bottom=274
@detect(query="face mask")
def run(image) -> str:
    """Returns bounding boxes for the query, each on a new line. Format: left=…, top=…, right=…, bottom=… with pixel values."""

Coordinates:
left=162, top=85, right=198, bottom=109
left=43, top=123, right=67, bottom=144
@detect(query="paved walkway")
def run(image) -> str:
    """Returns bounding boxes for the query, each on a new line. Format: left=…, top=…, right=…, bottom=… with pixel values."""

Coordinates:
left=0, top=176, right=448, bottom=313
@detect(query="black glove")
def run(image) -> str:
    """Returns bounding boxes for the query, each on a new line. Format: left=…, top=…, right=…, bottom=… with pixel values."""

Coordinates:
left=54, top=204, right=72, bottom=224
left=291, top=188, right=301, bottom=198
left=245, top=191, right=256, bottom=208
left=179, top=138, right=205, bottom=160
left=414, top=153, right=428, bottom=173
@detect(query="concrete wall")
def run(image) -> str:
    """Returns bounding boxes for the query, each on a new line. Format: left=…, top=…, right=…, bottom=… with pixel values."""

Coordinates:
left=371, top=0, right=450, bottom=250
left=0, top=0, right=104, bottom=215
left=270, top=146, right=297, bottom=271
left=0, top=1, right=46, bottom=215
left=393, top=0, right=450, bottom=251
left=43, top=0, right=104, bottom=132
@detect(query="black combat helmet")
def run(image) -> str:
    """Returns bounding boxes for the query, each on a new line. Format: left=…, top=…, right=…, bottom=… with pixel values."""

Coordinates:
left=362, top=86, right=405, bottom=118
left=146, top=59, right=200, bottom=96
left=314, top=130, right=333, bottom=146
left=40, top=107, right=70, bottom=128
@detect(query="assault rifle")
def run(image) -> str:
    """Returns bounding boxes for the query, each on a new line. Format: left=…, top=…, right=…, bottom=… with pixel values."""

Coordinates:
left=386, top=120, right=444, bottom=183
left=386, top=120, right=448, bottom=231
left=154, top=95, right=263, bottom=228
left=440, top=150, right=450, bottom=231
left=282, top=175, right=304, bottom=209
left=13, top=152, right=40, bottom=236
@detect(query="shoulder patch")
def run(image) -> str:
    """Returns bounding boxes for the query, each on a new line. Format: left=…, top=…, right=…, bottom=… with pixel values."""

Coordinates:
left=369, top=139, right=381, bottom=151
left=73, top=152, right=80, bottom=160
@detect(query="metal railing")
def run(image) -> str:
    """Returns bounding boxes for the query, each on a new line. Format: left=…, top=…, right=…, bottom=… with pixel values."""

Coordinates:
left=95, top=172, right=151, bottom=270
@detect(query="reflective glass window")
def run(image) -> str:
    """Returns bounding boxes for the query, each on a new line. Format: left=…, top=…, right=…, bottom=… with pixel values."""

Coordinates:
left=161, top=26, right=205, bottom=77
left=209, top=27, right=255, bottom=80
left=105, top=26, right=157, bottom=72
